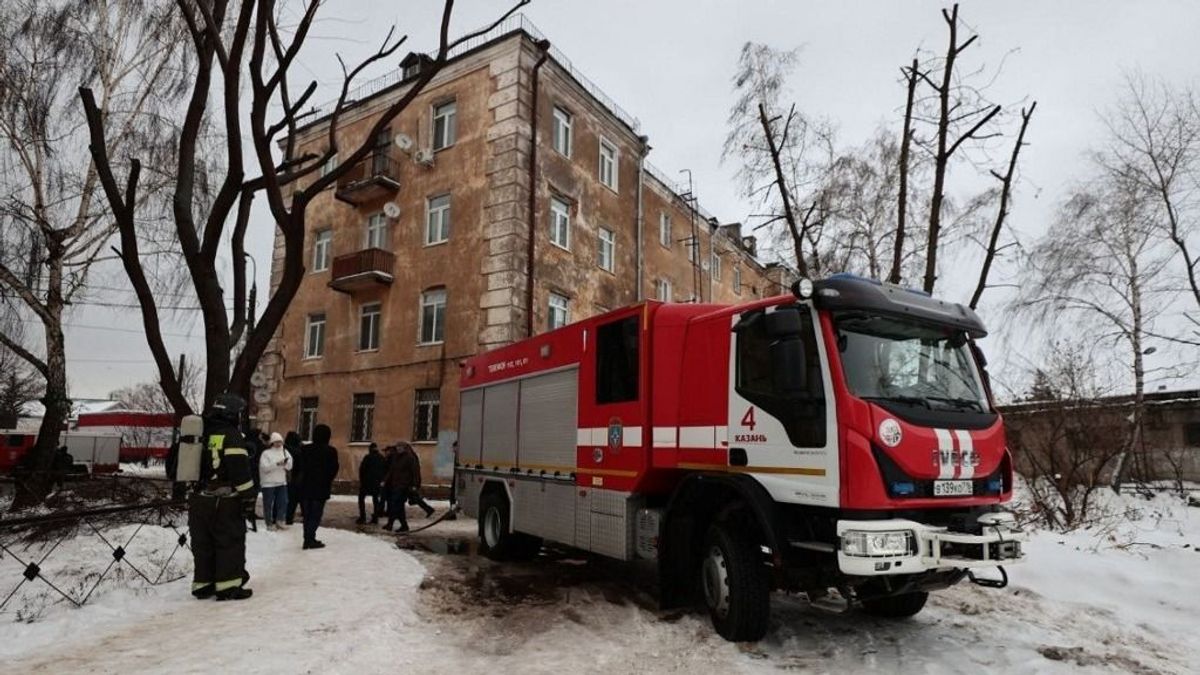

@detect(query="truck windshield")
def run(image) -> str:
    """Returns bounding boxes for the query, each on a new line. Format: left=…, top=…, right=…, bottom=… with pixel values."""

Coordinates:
left=834, top=312, right=988, bottom=412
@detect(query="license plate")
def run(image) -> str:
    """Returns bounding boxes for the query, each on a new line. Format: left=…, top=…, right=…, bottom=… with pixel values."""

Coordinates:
left=933, top=480, right=973, bottom=497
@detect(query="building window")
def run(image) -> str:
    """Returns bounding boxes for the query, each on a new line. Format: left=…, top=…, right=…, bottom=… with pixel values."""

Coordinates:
left=659, top=213, right=671, bottom=248
left=598, top=137, right=618, bottom=191
left=550, top=196, right=571, bottom=250
left=413, top=388, right=440, bottom=442
left=419, top=288, right=447, bottom=344
left=432, top=100, right=457, bottom=150
left=548, top=292, right=570, bottom=330
left=426, top=193, right=451, bottom=245
left=298, top=397, right=319, bottom=442
left=318, top=153, right=337, bottom=178
left=711, top=252, right=721, bottom=282
left=304, top=313, right=325, bottom=359
left=552, top=106, right=572, bottom=157
left=1186, top=422, right=1200, bottom=447
left=598, top=227, right=615, bottom=273
left=656, top=279, right=672, bottom=303
left=312, top=228, right=331, bottom=272
left=359, top=302, right=381, bottom=351
left=733, top=265, right=742, bottom=294
left=350, top=393, right=375, bottom=443
left=365, top=212, right=388, bottom=249
left=686, top=237, right=699, bottom=263
left=371, top=128, right=391, bottom=174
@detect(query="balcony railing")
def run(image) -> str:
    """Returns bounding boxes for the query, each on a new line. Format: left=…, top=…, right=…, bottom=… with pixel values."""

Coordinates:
left=334, top=153, right=401, bottom=206
left=328, top=248, right=395, bottom=293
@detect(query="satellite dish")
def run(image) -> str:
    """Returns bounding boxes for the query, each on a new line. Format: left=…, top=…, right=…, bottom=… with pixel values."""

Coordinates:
left=250, top=371, right=267, bottom=387
left=253, top=389, right=271, bottom=404
left=383, top=202, right=401, bottom=219
left=393, top=133, right=415, bottom=152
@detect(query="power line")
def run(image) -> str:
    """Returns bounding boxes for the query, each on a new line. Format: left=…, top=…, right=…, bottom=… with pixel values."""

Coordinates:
left=16, top=316, right=202, bottom=340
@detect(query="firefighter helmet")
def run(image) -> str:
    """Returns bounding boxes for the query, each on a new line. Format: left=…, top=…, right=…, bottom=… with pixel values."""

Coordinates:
left=208, top=393, right=247, bottom=425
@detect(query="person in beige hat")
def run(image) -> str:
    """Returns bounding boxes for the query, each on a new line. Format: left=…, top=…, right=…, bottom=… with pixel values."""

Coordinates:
left=258, top=432, right=294, bottom=530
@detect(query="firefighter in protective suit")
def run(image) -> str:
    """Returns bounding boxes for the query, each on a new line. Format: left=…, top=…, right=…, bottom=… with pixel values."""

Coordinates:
left=189, top=393, right=256, bottom=601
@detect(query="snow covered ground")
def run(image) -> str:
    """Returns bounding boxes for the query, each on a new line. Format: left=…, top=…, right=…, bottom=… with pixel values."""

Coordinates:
left=1, top=492, right=1196, bottom=674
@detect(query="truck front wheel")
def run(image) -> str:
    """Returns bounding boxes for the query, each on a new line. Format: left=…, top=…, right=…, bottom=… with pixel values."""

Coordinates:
left=860, top=591, right=928, bottom=618
left=701, top=523, right=770, bottom=642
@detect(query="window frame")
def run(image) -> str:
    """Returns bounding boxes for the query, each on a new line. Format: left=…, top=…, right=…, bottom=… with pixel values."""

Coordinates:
left=358, top=302, right=382, bottom=352
left=312, top=228, right=332, bottom=273
left=711, top=251, right=721, bottom=282
left=550, top=196, right=571, bottom=251
left=552, top=106, right=573, bottom=157
left=548, top=291, right=570, bottom=330
left=432, top=99, right=457, bottom=151
left=365, top=212, right=389, bottom=250
left=659, top=213, right=671, bottom=248
left=350, top=393, right=376, bottom=443
left=733, top=265, right=742, bottom=295
left=598, top=226, right=615, bottom=273
left=598, top=136, right=618, bottom=191
left=304, top=313, right=326, bottom=359
left=419, top=287, right=447, bottom=345
left=413, top=388, right=441, bottom=442
left=297, top=397, right=319, bottom=442
left=318, top=153, right=337, bottom=178
left=425, top=193, right=451, bottom=245
left=656, top=278, right=672, bottom=303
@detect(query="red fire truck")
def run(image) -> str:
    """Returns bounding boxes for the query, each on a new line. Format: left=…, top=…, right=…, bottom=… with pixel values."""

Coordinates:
left=456, top=274, right=1023, bottom=641
left=75, top=410, right=176, bottom=463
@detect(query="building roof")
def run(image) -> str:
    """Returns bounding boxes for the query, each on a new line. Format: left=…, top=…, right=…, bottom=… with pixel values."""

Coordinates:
left=1001, top=389, right=1200, bottom=414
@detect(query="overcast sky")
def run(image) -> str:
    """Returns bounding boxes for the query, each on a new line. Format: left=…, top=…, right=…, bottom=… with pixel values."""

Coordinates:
left=61, top=0, right=1200, bottom=401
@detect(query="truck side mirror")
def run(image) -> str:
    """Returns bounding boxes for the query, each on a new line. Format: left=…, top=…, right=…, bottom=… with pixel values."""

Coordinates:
left=765, top=307, right=802, bottom=337
left=770, top=337, right=808, bottom=394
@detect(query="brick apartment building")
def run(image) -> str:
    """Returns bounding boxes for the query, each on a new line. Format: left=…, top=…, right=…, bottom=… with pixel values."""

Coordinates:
left=254, top=17, right=794, bottom=480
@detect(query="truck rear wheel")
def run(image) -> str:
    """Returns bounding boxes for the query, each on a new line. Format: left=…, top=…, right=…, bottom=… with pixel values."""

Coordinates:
left=701, top=522, right=770, bottom=642
left=478, top=489, right=541, bottom=561
left=861, top=591, right=928, bottom=618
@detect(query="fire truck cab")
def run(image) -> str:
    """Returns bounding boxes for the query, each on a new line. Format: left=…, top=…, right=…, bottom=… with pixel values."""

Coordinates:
left=456, top=274, right=1023, bottom=641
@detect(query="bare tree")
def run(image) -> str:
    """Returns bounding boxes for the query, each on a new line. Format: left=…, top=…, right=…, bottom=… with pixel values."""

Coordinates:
left=914, top=3, right=1003, bottom=294
left=0, top=0, right=189, bottom=509
left=1097, top=74, right=1200, bottom=344
left=723, top=42, right=837, bottom=278
left=969, top=101, right=1036, bottom=309
left=80, top=0, right=528, bottom=419
left=0, top=312, right=42, bottom=428
left=110, top=365, right=202, bottom=413
left=1007, top=341, right=1126, bottom=529
left=891, top=58, right=922, bottom=284
left=1015, top=175, right=1175, bottom=492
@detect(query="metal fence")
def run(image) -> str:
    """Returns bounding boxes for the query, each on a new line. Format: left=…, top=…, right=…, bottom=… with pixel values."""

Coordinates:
left=0, top=483, right=189, bottom=620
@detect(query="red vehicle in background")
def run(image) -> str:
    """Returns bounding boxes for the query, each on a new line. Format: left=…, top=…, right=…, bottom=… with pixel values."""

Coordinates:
left=456, top=274, right=1024, bottom=641
left=75, top=410, right=176, bottom=463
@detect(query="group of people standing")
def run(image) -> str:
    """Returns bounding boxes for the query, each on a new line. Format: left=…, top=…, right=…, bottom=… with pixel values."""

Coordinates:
left=250, top=424, right=340, bottom=549
left=355, top=441, right=435, bottom=533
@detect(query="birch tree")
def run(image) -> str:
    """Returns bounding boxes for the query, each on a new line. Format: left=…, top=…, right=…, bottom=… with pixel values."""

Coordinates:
left=0, top=0, right=189, bottom=508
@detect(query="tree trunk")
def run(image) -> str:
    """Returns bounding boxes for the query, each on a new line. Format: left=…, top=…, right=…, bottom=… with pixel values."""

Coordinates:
left=891, top=58, right=918, bottom=285
left=11, top=248, right=69, bottom=510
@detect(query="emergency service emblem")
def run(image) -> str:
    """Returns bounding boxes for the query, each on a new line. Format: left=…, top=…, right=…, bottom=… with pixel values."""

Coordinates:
left=607, top=418, right=623, bottom=453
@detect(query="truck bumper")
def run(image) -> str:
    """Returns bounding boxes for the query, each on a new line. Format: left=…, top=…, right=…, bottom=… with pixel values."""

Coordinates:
left=835, top=516, right=1025, bottom=577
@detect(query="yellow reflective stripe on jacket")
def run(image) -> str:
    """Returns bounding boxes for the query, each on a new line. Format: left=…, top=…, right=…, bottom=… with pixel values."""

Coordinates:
left=224, top=447, right=249, bottom=457
left=208, top=434, right=226, bottom=472
left=235, top=480, right=255, bottom=493
left=215, top=578, right=243, bottom=592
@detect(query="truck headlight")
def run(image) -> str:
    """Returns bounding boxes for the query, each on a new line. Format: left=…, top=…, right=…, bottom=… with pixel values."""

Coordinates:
left=841, top=530, right=915, bottom=557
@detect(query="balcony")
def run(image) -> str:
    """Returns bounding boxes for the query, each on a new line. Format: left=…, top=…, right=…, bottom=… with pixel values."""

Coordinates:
left=328, top=248, right=395, bottom=293
left=334, top=153, right=401, bottom=206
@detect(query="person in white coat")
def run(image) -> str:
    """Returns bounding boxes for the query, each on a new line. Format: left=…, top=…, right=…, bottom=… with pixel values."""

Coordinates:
left=259, top=433, right=294, bottom=531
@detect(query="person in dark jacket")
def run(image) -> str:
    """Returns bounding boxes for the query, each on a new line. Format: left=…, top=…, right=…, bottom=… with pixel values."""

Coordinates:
left=297, top=424, right=339, bottom=549
left=382, top=442, right=419, bottom=532
left=284, top=431, right=303, bottom=525
left=356, top=443, right=386, bottom=525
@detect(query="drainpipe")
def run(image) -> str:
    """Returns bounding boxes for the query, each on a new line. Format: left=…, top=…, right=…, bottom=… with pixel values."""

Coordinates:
left=707, top=218, right=716, bottom=302
left=635, top=136, right=649, bottom=302
left=525, top=39, right=551, bottom=339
